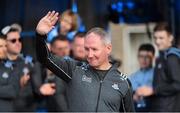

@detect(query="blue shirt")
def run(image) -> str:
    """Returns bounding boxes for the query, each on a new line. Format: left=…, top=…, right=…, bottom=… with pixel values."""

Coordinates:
left=129, top=67, right=154, bottom=91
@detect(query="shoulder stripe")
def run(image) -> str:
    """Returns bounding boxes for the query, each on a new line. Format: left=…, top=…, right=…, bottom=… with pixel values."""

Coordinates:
left=120, top=72, right=128, bottom=80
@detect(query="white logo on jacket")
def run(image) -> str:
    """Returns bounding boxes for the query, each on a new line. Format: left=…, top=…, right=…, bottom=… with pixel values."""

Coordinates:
left=23, top=67, right=29, bottom=75
left=112, top=83, right=119, bottom=90
left=82, top=75, right=92, bottom=83
left=158, top=63, right=162, bottom=69
left=2, top=72, right=9, bottom=79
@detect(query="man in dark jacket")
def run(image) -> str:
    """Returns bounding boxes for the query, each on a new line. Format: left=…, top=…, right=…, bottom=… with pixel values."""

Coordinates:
left=4, top=25, right=41, bottom=111
left=136, top=22, right=180, bottom=112
left=35, top=11, right=135, bottom=112
left=0, top=35, right=20, bottom=112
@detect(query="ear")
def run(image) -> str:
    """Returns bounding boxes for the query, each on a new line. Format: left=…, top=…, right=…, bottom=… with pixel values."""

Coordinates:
left=106, top=44, right=112, bottom=55
left=169, top=34, right=174, bottom=43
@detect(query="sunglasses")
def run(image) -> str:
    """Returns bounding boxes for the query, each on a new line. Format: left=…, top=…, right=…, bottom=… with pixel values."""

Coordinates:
left=7, top=38, right=22, bottom=43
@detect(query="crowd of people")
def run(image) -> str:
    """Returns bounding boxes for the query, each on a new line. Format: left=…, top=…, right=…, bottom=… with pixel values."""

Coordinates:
left=0, top=10, right=180, bottom=112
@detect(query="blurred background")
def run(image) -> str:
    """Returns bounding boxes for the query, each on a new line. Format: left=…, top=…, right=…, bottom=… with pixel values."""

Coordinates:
left=0, top=0, right=180, bottom=74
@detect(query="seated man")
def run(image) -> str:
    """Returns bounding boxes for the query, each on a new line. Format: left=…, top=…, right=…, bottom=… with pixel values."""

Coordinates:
left=129, top=44, right=155, bottom=112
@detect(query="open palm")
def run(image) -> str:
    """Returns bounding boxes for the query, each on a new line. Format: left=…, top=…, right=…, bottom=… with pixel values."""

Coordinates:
left=36, top=11, right=59, bottom=35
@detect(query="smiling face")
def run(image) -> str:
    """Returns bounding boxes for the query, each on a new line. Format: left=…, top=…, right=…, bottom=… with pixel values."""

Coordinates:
left=6, top=31, right=22, bottom=55
left=84, top=32, right=112, bottom=69
left=154, top=30, right=173, bottom=51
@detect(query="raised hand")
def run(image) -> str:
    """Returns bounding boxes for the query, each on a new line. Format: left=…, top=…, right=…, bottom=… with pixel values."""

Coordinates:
left=36, top=11, right=59, bottom=35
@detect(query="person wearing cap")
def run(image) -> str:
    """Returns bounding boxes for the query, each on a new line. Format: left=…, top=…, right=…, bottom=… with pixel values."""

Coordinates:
left=0, top=35, right=20, bottom=112
left=1, top=25, right=42, bottom=111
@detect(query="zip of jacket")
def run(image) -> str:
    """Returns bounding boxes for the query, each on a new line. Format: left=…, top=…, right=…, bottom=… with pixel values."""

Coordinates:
left=96, top=80, right=103, bottom=112
left=94, top=67, right=112, bottom=112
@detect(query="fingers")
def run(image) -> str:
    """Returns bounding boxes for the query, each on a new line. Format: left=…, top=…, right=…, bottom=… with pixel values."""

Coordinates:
left=51, top=13, right=59, bottom=25
left=26, top=75, right=30, bottom=80
left=50, top=89, right=55, bottom=94
left=40, top=83, right=56, bottom=96
left=133, top=94, right=139, bottom=101
left=36, top=11, right=58, bottom=35
left=51, top=18, right=58, bottom=26
left=50, top=83, right=56, bottom=88
left=48, top=11, right=56, bottom=20
left=45, top=11, right=51, bottom=19
left=49, top=11, right=56, bottom=19
left=46, top=11, right=59, bottom=25
left=45, top=11, right=58, bottom=19
left=51, top=12, right=59, bottom=20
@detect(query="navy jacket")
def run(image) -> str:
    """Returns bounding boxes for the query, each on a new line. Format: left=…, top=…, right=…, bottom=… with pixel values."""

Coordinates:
left=36, top=33, right=135, bottom=112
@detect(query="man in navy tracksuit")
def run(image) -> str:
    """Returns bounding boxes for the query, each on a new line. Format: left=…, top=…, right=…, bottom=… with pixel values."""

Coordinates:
left=0, top=35, right=20, bottom=112
left=35, top=11, right=135, bottom=112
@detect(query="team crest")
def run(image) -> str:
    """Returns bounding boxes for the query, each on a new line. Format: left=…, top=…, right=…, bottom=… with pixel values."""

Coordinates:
left=112, top=83, right=119, bottom=90
left=2, top=72, right=9, bottom=79
left=23, top=67, right=29, bottom=75
left=82, top=75, right=92, bottom=83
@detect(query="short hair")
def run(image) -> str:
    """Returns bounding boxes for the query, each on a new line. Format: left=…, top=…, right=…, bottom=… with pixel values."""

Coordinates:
left=60, top=10, right=78, bottom=31
left=86, top=27, right=111, bottom=45
left=138, top=43, right=155, bottom=55
left=73, top=32, right=86, bottom=41
left=0, top=35, right=6, bottom=40
left=50, top=34, right=69, bottom=46
left=154, top=22, right=172, bottom=34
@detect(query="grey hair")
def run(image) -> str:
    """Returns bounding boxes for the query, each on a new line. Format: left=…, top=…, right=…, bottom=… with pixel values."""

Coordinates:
left=86, top=27, right=111, bottom=45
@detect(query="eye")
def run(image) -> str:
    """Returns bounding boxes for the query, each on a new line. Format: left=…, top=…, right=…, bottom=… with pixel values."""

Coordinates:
left=92, top=48, right=96, bottom=51
left=84, top=47, right=89, bottom=51
left=159, top=37, right=164, bottom=39
left=92, top=48, right=98, bottom=51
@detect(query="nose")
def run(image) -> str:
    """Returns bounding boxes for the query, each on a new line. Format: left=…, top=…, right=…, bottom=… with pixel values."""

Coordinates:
left=87, top=50, right=93, bottom=58
left=155, top=38, right=160, bottom=45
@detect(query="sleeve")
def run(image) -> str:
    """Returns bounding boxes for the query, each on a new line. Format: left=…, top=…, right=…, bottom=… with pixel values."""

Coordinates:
left=129, top=72, right=139, bottom=91
left=53, top=77, right=68, bottom=111
left=30, top=61, right=44, bottom=95
left=36, top=33, right=76, bottom=83
left=0, top=70, right=20, bottom=99
left=120, top=79, right=135, bottom=112
left=154, top=55, right=180, bottom=96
